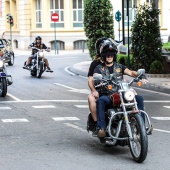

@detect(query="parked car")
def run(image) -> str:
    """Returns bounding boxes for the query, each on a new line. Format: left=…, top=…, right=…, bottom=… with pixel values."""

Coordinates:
left=0, top=38, right=14, bottom=66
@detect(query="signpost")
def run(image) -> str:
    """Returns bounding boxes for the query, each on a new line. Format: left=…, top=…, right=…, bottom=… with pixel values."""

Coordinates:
left=115, top=10, right=122, bottom=42
left=51, top=13, right=59, bottom=54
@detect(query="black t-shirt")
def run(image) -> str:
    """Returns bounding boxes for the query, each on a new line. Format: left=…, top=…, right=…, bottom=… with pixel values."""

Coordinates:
left=29, top=42, right=48, bottom=55
left=94, top=63, right=126, bottom=75
left=87, top=60, right=104, bottom=77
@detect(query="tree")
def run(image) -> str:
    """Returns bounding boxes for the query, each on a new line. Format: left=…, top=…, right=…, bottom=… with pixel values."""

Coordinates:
left=131, top=3, right=162, bottom=72
left=84, top=0, right=114, bottom=59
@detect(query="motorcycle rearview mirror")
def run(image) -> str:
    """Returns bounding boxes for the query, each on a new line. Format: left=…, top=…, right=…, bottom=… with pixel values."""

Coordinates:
left=137, top=69, right=145, bottom=75
left=93, top=74, right=103, bottom=80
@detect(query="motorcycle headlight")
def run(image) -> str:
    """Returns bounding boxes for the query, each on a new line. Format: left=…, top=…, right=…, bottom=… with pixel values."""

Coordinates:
left=39, top=52, right=44, bottom=57
left=0, top=60, right=4, bottom=68
left=124, top=90, right=135, bottom=101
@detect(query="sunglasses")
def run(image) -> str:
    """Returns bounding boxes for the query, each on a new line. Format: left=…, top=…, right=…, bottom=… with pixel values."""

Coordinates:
left=37, top=39, right=41, bottom=40
left=106, top=55, right=114, bottom=58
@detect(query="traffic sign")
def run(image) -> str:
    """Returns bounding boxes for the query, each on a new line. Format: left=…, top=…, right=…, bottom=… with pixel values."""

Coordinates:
left=51, top=13, right=59, bottom=22
left=115, top=11, right=121, bottom=22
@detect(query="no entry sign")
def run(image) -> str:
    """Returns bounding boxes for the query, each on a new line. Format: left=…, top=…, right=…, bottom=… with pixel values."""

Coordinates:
left=51, top=13, right=59, bottom=22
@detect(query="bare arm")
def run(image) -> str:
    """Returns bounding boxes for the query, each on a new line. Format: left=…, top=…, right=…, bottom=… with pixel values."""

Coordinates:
left=124, top=68, right=138, bottom=77
left=88, top=76, right=99, bottom=98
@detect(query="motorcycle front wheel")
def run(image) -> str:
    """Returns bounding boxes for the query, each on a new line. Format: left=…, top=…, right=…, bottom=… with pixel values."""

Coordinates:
left=36, top=61, right=43, bottom=78
left=129, top=114, right=148, bottom=163
left=0, top=78, right=7, bottom=97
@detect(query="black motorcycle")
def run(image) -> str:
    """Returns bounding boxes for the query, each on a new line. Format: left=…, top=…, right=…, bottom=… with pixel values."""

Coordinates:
left=23, top=47, right=51, bottom=78
left=87, top=69, right=152, bottom=163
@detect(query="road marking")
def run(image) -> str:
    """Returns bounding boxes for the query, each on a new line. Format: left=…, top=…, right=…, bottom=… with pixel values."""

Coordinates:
left=75, top=105, right=89, bottom=108
left=144, top=101, right=170, bottom=103
left=54, top=83, right=90, bottom=94
left=152, top=117, right=170, bottom=120
left=32, top=105, right=56, bottom=108
left=0, top=100, right=87, bottom=104
left=0, top=107, right=11, bottom=110
left=64, top=67, right=76, bottom=76
left=53, top=57, right=78, bottom=59
left=64, top=123, right=87, bottom=132
left=134, top=87, right=170, bottom=97
left=1, top=119, right=29, bottom=123
left=52, top=117, right=80, bottom=121
left=163, top=106, right=170, bottom=109
left=7, top=93, right=21, bottom=101
left=154, top=128, right=170, bottom=133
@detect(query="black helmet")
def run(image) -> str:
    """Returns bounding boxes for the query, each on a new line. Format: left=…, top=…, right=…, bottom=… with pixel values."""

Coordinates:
left=35, top=36, right=42, bottom=41
left=95, top=37, right=108, bottom=56
left=100, top=40, right=118, bottom=61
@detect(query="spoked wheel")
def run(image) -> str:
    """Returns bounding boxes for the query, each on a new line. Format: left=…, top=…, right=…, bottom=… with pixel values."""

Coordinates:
left=36, top=61, right=43, bottom=78
left=0, top=78, right=7, bottom=97
left=129, top=114, right=148, bottom=163
left=8, top=53, right=14, bottom=66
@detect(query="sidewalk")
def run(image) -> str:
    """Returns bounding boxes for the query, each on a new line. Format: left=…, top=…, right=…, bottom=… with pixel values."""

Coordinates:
left=70, top=61, right=170, bottom=94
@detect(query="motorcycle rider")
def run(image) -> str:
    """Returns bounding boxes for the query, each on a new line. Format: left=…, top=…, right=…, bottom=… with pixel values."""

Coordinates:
left=93, top=40, right=149, bottom=138
left=87, top=37, right=107, bottom=134
left=24, top=36, right=53, bottom=72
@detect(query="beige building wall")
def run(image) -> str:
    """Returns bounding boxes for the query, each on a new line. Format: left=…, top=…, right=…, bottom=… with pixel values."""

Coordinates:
left=0, top=0, right=169, bottom=50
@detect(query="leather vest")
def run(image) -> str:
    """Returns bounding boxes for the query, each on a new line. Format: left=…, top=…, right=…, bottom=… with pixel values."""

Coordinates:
left=95, top=62, right=123, bottom=95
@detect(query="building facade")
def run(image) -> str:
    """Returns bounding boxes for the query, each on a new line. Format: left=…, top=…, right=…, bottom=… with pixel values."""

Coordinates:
left=0, top=0, right=169, bottom=50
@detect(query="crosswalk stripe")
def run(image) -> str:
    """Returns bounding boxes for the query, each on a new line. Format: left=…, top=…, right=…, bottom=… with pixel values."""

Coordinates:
left=163, top=106, right=170, bottom=109
left=75, top=105, right=89, bottom=108
left=52, top=117, right=80, bottom=121
left=152, top=117, right=170, bottom=120
left=0, top=107, right=11, bottom=110
left=32, top=105, right=56, bottom=108
left=1, top=119, right=29, bottom=123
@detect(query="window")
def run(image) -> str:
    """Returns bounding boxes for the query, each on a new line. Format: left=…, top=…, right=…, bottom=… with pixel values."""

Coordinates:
left=74, top=40, right=87, bottom=49
left=51, top=40, right=65, bottom=50
left=36, top=0, right=42, bottom=28
left=124, top=0, right=137, bottom=27
left=50, top=0, right=64, bottom=28
left=73, top=0, right=84, bottom=27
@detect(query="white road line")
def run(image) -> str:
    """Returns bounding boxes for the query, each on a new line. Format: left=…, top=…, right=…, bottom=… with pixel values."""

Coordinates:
left=152, top=117, right=170, bottom=120
left=7, top=93, right=21, bottom=101
left=144, top=101, right=170, bottom=103
left=1, top=119, right=29, bottom=123
left=134, top=87, right=170, bottom=97
left=75, top=105, right=89, bottom=108
left=78, top=75, right=87, bottom=79
left=163, top=106, right=170, bottom=109
left=0, top=100, right=87, bottom=104
left=64, top=67, right=76, bottom=76
left=154, top=128, right=170, bottom=133
left=54, top=83, right=76, bottom=90
left=54, top=83, right=90, bottom=94
left=52, top=117, right=80, bottom=121
left=0, top=107, right=11, bottom=110
left=32, top=105, right=56, bottom=108
left=53, top=57, right=78, bottom=59
left=64, top=123, right=87, bottom=132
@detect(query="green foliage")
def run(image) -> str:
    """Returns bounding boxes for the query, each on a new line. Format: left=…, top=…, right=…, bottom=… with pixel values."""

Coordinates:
left=84, top=0, right=114, bottom=59
left=162, top=42, right=170, bottom=51
left=149, top=60, right=164, bottom=74
left=117, top=54, right=135, bottom=69
left=131, top=3, right=162, bottom=72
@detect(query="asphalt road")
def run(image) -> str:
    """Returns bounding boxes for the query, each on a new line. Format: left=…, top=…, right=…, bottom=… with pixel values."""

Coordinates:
left=0, top=52, right=170, bottom=170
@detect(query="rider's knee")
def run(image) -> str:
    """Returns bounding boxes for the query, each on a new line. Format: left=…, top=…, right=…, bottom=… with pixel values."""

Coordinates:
left=88, top=94, right=96, bottom=104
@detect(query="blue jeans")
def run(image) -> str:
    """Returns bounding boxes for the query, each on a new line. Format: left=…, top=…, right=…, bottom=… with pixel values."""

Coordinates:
left=96, top=95, right=145, bottom=130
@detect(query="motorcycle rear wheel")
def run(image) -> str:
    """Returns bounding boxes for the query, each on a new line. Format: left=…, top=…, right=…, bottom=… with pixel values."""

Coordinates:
left=0, top=78, right=7, bottom=97
left=129, top=114, right=148, bottom=163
